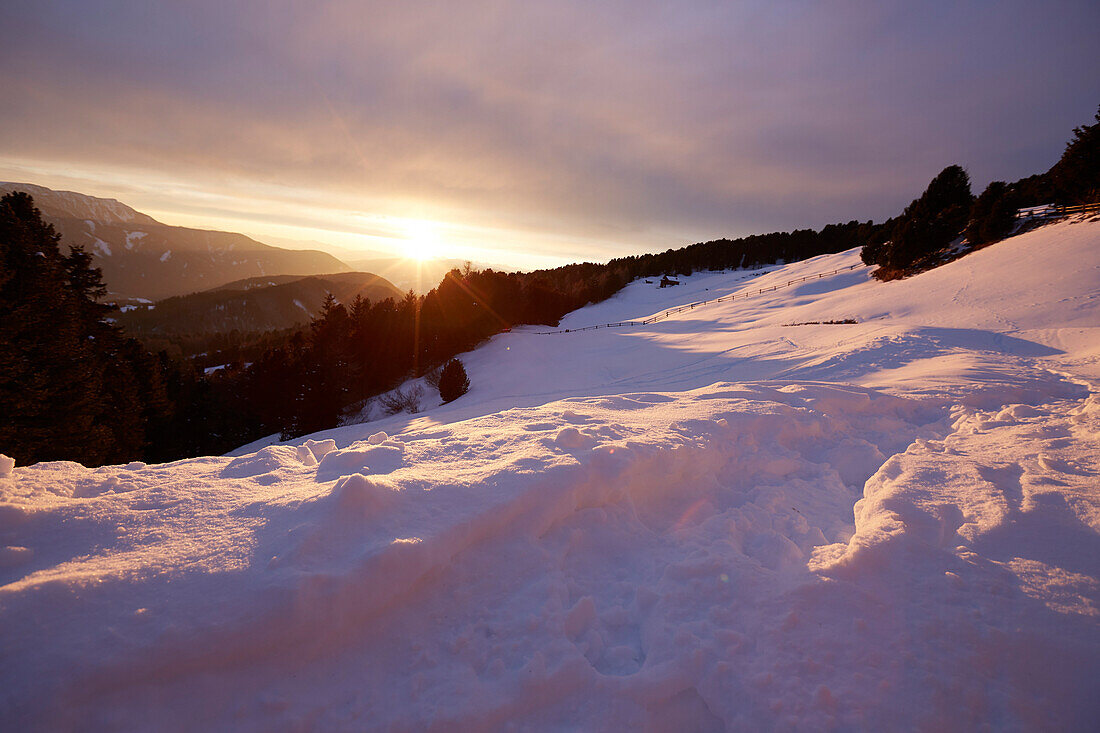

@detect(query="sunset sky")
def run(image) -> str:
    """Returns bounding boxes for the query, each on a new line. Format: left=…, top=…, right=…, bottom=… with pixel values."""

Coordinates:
left=2, top=1, right=1097, bottom=269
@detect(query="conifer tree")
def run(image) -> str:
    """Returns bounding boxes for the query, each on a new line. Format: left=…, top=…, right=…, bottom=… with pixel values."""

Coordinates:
left=0, top=192, right=158, bottom=466
left=437, top=358, right=470, bottom=403
left=967, top=181, right=1016, bottom=246
left=1048, top=104, right=1100, bottom=204
left=862, top=165, right=972, bottom=276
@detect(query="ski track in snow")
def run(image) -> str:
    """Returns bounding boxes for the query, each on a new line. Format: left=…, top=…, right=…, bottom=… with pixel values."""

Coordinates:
left=2, top=218, right=1099, bottom=730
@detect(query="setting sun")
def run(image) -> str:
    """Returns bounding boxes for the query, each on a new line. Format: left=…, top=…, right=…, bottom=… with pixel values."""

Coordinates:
left=403, top=219, right=442, bottom=260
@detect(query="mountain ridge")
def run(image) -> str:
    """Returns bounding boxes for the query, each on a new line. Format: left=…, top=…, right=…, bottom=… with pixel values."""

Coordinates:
left=116, top=271, right=404, bottom=335
left=0, top=182, right=159, bottom=226
left=0, top=182, right=353, bottom=300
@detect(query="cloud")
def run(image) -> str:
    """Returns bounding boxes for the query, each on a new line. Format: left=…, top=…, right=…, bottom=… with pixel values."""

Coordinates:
left=1, top=1, right=1098, bottom=264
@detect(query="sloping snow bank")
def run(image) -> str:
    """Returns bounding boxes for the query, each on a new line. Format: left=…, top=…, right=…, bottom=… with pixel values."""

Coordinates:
left=296, top=216, right=1098, bottom=444
left=3, top=217, right=1100, bottom=729
left=3, top=383, right=938, bottom=728
left=5, top=382, right=1099, bottom=729
left=811, top=392, right=1100, bottom=731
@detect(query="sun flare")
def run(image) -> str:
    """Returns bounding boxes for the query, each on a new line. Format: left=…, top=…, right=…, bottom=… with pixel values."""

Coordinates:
left=403, top=219, right=442, bottom=261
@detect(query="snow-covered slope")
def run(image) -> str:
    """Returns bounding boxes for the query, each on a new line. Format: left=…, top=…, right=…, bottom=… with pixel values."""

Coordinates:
left=2, top=218, right=1099, bottom=730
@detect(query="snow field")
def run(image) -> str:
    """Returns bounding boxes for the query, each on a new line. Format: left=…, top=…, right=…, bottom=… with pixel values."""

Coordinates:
left=360, top=217, right=1097, bottom=433
left=2, top=216, right=1099, bottom=729
left=2, top=382, right=944, bottom=729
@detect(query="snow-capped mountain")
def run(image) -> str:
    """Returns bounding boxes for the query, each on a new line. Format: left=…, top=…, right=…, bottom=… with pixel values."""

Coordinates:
left=0, top=183, right=351, bottom=300
left=2, top=216, right=1099, bottom=729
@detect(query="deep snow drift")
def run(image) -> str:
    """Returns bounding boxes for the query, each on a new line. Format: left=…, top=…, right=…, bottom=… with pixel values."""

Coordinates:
left=2, top=217, right=1099, bottom=730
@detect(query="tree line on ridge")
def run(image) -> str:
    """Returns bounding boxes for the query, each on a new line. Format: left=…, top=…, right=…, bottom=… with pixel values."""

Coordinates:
left=1, top=105, right=1096, bottom=466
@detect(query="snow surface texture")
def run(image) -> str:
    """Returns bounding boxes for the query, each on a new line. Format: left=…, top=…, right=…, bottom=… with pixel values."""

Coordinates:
left=3, top=218, right=1100, bottom=730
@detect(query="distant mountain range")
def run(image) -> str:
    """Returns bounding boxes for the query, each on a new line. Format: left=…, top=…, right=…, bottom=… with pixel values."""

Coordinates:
left=263, top=235, right=518, bottom=293
left=1, top=183, right=352, bottom=300
left=343, top=256, right=479, bottom=293
left=115, top=271, right=403, bottom=335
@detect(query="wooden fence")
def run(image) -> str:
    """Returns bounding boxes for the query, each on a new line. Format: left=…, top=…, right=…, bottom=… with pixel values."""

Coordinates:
left=1016, top=201, right=1100, bottom=219
left=533, top=263, right=863, bottom=335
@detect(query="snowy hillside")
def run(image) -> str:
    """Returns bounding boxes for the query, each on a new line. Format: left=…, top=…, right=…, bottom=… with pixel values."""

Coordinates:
left=2, top=217, right=1099, bottom=729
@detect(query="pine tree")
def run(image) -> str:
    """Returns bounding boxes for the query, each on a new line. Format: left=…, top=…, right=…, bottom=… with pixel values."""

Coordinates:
left=285, top=293, right=355, bottom=437
left=437, top=358, right=470, bottom=403
left=864, top=165, right=972, bottom=275
left=0, top=192, right=151, bottom=466
left=1048, top=104, right=1100, bottom=204
left=967, top=181, right=1016, bottom=245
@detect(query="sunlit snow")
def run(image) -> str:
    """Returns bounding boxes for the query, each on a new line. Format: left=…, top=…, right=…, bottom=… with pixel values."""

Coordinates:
left=2, top=218, right=1098, bottom=729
